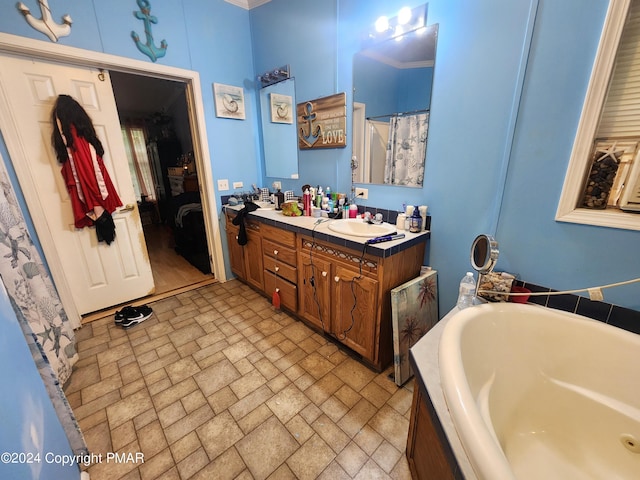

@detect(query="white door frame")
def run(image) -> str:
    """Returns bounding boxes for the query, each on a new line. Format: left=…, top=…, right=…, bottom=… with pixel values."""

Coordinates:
left=0, top=33, right=227, bottom=324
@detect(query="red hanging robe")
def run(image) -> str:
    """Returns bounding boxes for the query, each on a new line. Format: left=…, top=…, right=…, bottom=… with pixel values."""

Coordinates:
left=60, top=125, right=122, bottom=228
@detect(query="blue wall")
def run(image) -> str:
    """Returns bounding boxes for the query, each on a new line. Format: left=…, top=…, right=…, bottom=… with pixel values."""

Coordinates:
left=252, top=0, right=640, bottom=313
left=1, top=0, right=638, bottom=315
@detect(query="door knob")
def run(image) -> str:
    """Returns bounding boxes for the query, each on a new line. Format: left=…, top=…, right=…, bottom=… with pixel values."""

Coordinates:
left=119, top=204, right=135, bottom=213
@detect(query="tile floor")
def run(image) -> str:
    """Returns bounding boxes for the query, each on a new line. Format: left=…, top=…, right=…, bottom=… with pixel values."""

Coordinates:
left=65, top=280, right=415, bottom=480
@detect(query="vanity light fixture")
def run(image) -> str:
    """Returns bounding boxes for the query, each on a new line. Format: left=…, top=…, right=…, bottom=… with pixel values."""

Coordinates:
left=369, top=4, right=427, bottom=44
left=257, top=65, right=290, bottom=88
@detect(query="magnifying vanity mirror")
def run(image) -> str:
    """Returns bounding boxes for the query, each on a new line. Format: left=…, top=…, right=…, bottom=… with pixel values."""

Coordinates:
left=352, top=21, right=438, bottom=187
left=470, top=234, right=499, bottom=275
left=260, top=78, right=299, bottom=178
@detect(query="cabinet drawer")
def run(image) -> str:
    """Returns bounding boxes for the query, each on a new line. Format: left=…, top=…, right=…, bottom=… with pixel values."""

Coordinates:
left=263, top=255, right=297, bottom=284
left=260, top=223, right=296, bottom=248
left=264, top=271, right=297, bottom=312
left=262, top=238, right=297, bottom=267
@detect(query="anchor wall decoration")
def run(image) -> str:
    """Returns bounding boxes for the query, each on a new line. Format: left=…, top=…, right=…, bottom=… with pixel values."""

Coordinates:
left=297, top=93, right=347, bottom=150
left=16, top=0, right=72, bottom=42
left=131, top=0, right=167, bottom=62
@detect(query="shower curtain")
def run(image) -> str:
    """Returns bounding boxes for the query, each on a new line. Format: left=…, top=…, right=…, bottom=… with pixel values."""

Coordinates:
left=384, top=112, right=429, bottom=187
left=0, top=153, right=78, bottom=385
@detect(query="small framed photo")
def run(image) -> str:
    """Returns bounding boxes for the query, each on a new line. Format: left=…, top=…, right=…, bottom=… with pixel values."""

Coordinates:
left=213, top=83, right=246, bottom=120
left=270, top=93, right=293, bottom=124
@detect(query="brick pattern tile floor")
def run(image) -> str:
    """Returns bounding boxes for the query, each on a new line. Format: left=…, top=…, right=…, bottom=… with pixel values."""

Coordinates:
left=65, top=280, right=414, bottom=480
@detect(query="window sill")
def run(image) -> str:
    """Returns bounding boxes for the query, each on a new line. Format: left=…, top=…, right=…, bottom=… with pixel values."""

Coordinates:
left=555, top=206, right=640, bottom=231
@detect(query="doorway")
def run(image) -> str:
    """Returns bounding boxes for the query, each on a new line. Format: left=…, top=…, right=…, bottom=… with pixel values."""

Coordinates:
left=110, top=71, right=213, bottom=299
left=0, top=33, right=227, bottom=327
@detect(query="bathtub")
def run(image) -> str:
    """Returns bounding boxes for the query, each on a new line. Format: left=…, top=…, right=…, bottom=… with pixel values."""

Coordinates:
left=438, top=302, right=640, bottom=480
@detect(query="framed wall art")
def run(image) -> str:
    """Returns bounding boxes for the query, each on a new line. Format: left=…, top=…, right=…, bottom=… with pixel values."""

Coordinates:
left=213, top=83, right=245, bottom=120
left=270, top=93, right=293, bottom=124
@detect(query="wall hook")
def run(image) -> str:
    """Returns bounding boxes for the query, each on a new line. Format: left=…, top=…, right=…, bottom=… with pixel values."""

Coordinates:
left=97, top=70, right=105, bottom=82
left=131, top=0, right=168, bottom=62
left=16, top=0, right=72, bottom=42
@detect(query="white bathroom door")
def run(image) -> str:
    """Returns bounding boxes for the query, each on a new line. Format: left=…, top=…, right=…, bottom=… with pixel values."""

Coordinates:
left=0, top=54, right=155, bottom=318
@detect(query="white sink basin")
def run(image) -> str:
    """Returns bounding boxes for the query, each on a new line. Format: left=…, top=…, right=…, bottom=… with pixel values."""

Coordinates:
left=327, top=219, right=396, bottom=238
left=254, top=201, right=275, bottom=210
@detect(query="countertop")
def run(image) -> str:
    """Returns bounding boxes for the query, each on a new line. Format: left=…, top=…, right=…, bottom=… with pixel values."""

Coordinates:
left=224, top=205, right=430, bottom=258
left=410, top=307, right=477, bottom=480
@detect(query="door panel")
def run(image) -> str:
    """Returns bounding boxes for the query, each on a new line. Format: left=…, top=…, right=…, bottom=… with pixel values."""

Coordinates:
left=0, top=54, right=155, bottom=316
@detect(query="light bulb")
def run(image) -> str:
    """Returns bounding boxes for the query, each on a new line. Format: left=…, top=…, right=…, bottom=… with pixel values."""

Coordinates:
left=375, top=16, right=389, bottom=33
left=398, top=7, right=412, bottom=25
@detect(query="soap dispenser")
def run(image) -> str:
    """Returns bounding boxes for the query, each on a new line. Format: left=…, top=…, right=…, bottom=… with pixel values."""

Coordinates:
left=409, top=205, right=422, bottom=233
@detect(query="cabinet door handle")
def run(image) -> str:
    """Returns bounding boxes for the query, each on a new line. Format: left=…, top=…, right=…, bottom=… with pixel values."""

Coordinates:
left=334, top=276, right=340, bottom=283
left=322, top=271, right=327, bottom=277
left=235, top=236, right=239, bottom=240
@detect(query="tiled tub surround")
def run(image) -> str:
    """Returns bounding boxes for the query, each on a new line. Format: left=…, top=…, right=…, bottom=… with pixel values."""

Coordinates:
left=65, top=281, right=415, bottom=479
left=514, top=280, right=640, bottom=335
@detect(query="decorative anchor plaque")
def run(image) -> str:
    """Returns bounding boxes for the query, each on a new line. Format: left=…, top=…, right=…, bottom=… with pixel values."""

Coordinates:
left=131, top=0, right=167, bottom=62
left=297, top=92, right=346, bottom=150
left=16, top=0, right=72, bottom=42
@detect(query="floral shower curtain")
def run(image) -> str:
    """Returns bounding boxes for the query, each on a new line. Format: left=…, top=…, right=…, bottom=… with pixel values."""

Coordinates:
left=0, top=154, right=78, bottom=385
left=383, top=112, right=429, bottom=187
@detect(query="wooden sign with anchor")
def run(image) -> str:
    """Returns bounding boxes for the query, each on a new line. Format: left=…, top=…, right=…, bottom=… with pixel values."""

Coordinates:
left=297, top=92, right=346, bottom=150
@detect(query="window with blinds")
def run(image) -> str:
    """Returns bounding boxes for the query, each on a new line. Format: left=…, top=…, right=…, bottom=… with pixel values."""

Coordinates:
left=596, top=0, right=640, bottom=210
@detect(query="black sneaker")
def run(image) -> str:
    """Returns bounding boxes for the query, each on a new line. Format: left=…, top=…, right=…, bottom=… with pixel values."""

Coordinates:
left=118, top=305, right=153, bottom=329
left=115, top=306, right=138, bottom=326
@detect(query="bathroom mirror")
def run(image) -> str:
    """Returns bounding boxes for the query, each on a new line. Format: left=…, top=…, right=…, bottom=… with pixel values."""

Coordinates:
left=352, top=22, right=438, bottom=187
left=471, top=234, right=499, bottom=274
left=260, top=78, right=299, bottom=178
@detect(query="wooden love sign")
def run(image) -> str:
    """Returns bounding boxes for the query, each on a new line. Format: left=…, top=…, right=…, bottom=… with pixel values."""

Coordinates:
left=297, top=92, right=347, bottom=149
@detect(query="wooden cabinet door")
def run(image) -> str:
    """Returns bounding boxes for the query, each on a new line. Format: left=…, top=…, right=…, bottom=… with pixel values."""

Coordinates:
left=298, top=253, right=331, bottom=332
left=243, top=232, right=264, bottom=291
left=332, top=266, right=378, bottom=360
left=226, top=224, right=245, bottom=280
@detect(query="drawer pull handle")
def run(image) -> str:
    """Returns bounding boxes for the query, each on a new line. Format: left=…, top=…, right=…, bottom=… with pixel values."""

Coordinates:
left=322, top=271, right=327, bottom=277
left=334, top=276, right=340, bottom=283
left=273, top=249, right=278, bottom=256
left=275, top=267, right=280, bottom=272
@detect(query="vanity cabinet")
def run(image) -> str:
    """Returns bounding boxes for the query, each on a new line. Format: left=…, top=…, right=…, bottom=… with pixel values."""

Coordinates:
left=262, top=223, right=298, bottom=312
left=298, top=235, right=423, bottom=370
left=298, top=253, right=331, bottom=331
left=225, top=210, right=426, bottom=371
left=225, top=216, right=264, bottom=291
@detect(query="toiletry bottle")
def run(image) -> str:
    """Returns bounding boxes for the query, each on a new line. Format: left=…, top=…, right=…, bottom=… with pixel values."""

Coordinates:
left=316, top=186, right=323, bottom=207
left=303, top=189, right=311, bottom=216
left=349, top=204, right=358, bottom=218
left=457, top=272, right=476, bottom=309
left=396, top=213, right=406, bottom=230
left=275, top=189, right=284, bottom=210
left=419, top=205, right=428, bottom=231
left=409, top=206, right=422, bottom=233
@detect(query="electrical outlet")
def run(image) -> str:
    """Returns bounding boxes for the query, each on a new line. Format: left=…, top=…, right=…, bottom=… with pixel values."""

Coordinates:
left=217, top=179, right=229, bottom=191
left=272, top=181, right=282, bottom=190
left=355, top=187, right=368, bottom=199
left=233, top=181, right=243, bottom=189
